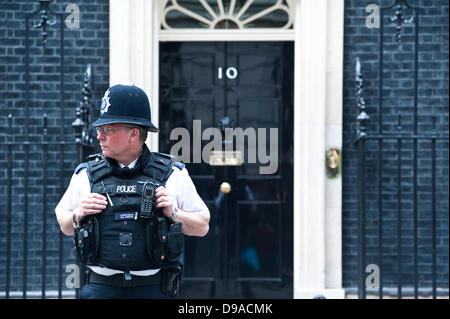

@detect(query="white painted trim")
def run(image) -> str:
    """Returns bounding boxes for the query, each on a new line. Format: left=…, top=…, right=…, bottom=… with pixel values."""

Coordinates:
left=294, top=0, right=327, bottom=293
left=325, top=0, right=344, bottom=291
left=292, top=0, right=302, bottom=299
left=150, top=0, right=160, bottom=152
left=159, top=29, right=295, bottom=42
left=109, top=0, right=131, bottom=84
left=293, top=0, right=345, bottom=298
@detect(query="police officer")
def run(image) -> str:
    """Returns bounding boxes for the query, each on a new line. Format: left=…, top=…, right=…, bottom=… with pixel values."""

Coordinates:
left=55, top=84, right=210, bottom=299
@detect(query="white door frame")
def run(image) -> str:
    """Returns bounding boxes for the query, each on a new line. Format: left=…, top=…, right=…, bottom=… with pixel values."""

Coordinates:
left=109, top=0, right=345, bottom=299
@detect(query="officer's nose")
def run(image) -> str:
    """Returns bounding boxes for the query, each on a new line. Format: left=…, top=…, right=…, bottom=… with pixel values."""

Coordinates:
left=97, top=130, right=106, bottom=141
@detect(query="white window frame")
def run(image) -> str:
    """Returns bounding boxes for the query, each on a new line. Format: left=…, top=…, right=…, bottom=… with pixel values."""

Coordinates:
left=159, top=0, right=294, bottom=31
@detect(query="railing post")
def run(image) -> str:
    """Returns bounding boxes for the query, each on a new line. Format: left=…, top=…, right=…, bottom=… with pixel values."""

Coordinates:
left=354, top=57, right=370, bottom=299
left=71, top=64, right=96, bottom=298
left=6, top=114, right=13, bottom=299
left=72, top=64, right=96, bottom=163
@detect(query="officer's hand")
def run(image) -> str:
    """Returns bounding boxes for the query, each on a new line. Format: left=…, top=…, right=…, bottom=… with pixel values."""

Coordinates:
left=154, top=186, right=175, bottom=219
left=77, top=193, right=108, bottom=221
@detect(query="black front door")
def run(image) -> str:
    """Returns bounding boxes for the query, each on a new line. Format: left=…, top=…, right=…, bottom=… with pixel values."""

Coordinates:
left=159, top=42, right=293, bottom=298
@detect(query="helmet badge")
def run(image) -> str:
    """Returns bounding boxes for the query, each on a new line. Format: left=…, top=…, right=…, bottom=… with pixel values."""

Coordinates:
left=100, top=89, right=111, bottom=115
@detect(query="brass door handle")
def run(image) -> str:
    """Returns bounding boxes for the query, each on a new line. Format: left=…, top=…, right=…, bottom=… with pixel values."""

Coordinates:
left=220, top=182, right=231, bottom=194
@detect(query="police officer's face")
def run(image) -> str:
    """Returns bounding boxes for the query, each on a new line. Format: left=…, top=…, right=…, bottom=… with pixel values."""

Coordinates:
left=96, top=123, right=134, bottom=161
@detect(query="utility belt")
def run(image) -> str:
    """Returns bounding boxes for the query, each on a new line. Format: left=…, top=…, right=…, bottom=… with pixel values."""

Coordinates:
left=84, top=269, right=162, bottom=288
left=83, top=265, right=182, bottom=297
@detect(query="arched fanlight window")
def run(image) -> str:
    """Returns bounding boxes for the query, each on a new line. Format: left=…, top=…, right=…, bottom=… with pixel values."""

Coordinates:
left=160, top=0, right=293, bottom=30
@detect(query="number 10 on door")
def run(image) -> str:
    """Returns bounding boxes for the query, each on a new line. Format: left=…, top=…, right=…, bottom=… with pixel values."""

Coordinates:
left=218, top=67, right=238, bottom=80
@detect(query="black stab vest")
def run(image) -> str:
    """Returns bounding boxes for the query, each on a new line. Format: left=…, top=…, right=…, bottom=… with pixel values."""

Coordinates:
left=81, top=145, right=179, bottom=271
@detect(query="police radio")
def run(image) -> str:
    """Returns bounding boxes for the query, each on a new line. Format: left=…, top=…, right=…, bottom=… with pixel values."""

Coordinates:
left=140, top=182, right=158, bottom=219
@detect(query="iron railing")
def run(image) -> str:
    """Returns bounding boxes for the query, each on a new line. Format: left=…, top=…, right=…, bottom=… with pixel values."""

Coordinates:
left=354, top=57, right=448, bottom=298
left=1, top=0, right=96, bottom=298
left=353, top=0, right=449, bottom=299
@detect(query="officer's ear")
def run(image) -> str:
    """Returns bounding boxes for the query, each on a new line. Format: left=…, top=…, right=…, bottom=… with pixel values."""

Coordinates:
left=128, top=127, right=139, bottom=140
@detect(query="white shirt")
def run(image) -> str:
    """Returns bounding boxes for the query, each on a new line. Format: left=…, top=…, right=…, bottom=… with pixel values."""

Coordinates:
left=55, top=157, right=210, bottom=276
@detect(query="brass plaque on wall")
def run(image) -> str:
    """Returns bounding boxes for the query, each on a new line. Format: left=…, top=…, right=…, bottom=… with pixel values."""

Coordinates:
left=326, top=148, right=341, bottom=178
left=209, top=151, right=242, bottom=166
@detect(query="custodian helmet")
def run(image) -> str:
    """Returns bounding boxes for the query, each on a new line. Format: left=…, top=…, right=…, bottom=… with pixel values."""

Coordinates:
left=92, top=84, right=159, bottom=132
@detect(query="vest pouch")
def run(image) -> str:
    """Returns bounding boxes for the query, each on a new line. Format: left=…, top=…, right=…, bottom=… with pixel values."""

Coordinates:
left=157, top=216, right=168, bottom=243
left=146, top=216, right=168, bottom=267
left=74, top=226, right=85, bottom=264
left=167, top=222, right=184, bottom=262
left=75, top=216, right=99, bottom=265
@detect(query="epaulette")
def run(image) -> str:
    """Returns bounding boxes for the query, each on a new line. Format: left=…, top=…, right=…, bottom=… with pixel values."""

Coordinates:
left=152, top=152, right=173, bottom=160
left=153, top=152, right=185, bottom=171
left=152, top=152, right=184, bottom=170
left=87, top=156, right=110, bottom=184
left=87, top=152, right=103, bottom=162
left=145, top=152, right=172, bottom=180
left=74, top=162, right=88, bottom=174
left=172, top=161, right=185, bottom=170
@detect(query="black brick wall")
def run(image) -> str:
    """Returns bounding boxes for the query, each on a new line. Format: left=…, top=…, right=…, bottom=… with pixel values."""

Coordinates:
left=0, top=0, right=109, bottom=295
left=342, top=0, right=448, bottom=293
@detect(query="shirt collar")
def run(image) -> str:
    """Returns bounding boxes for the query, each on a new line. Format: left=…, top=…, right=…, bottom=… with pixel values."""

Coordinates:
left=118, top=157, right=139, bottom=169
left=117, top=149, right=142, bottom=169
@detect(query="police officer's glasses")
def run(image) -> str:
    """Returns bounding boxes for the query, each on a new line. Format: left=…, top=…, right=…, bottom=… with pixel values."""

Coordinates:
left=95, top=126, right=135, bottom=136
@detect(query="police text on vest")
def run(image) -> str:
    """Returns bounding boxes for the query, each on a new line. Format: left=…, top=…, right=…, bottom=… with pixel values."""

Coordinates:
left=116, top=185, right=136, bottom=193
